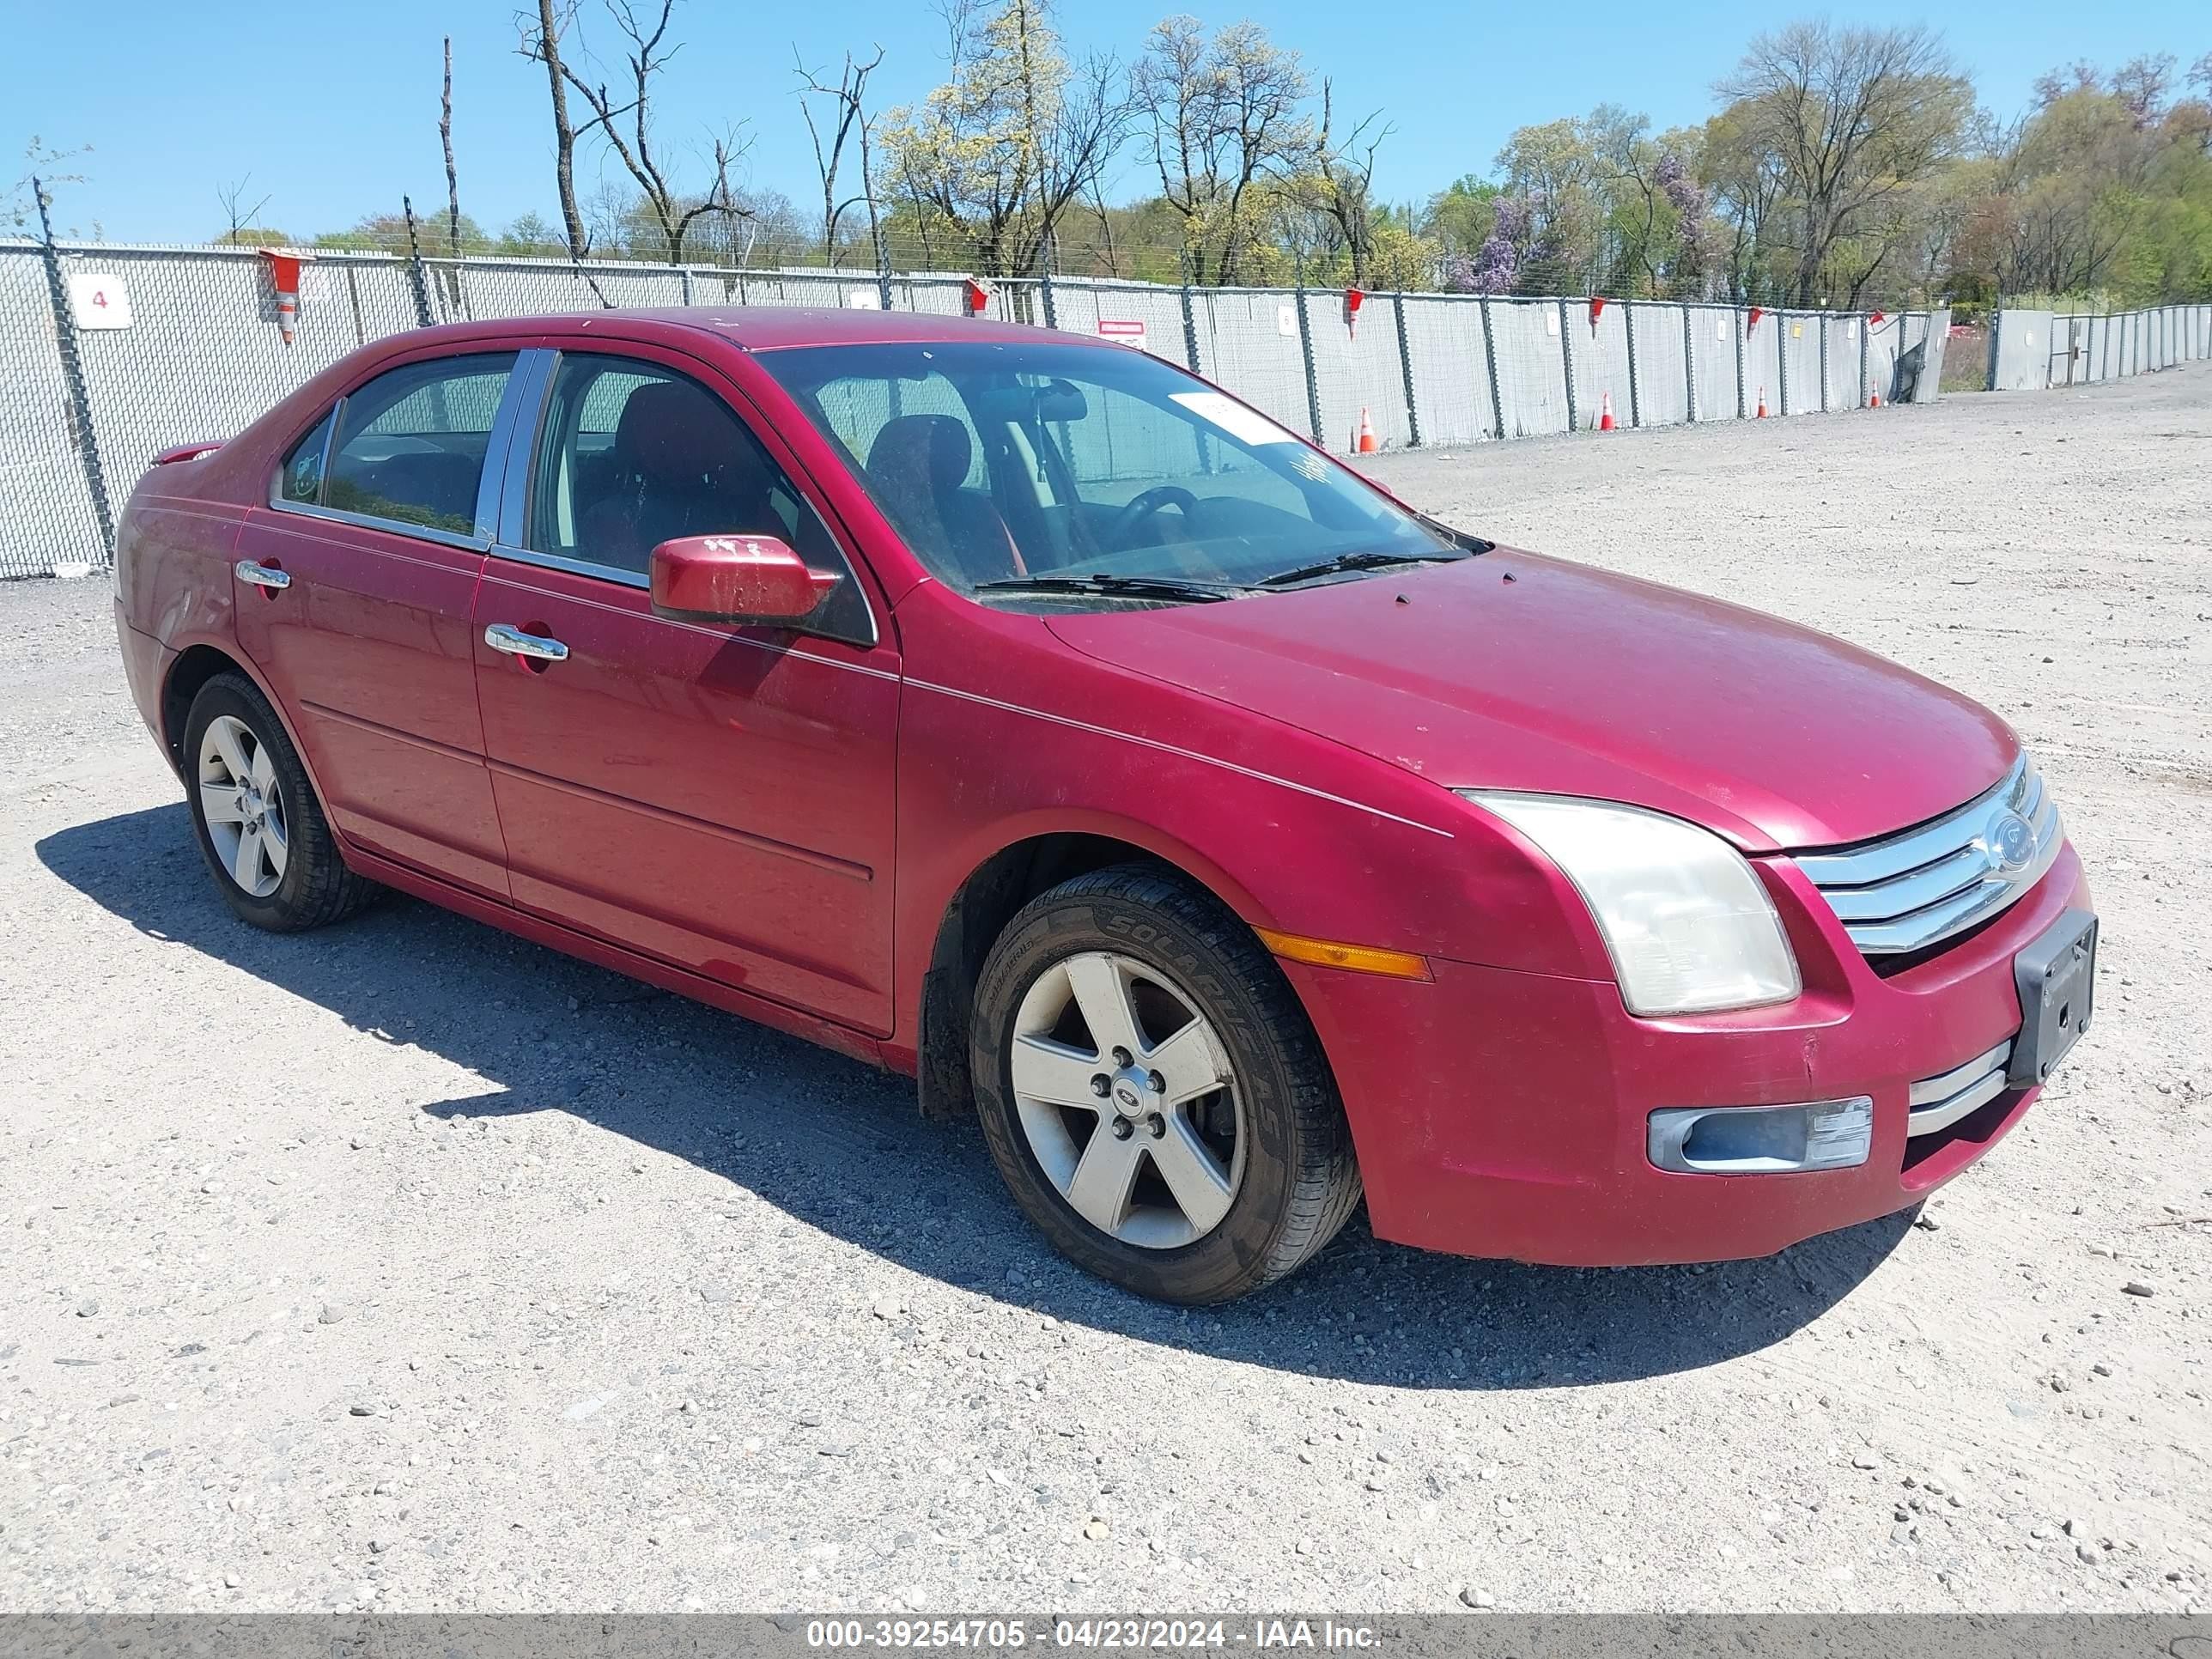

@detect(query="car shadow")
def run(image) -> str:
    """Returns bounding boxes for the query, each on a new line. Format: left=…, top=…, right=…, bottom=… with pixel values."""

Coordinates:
left=38, top=804, right=1914, bottom=1390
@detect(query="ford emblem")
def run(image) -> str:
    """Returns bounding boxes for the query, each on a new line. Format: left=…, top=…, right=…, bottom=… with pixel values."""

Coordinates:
left=1985, top=809, right=2037, bottom=874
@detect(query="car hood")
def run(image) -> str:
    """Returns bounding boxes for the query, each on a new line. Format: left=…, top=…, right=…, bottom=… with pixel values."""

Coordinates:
left=1043, top=550, right=2018, bottom=851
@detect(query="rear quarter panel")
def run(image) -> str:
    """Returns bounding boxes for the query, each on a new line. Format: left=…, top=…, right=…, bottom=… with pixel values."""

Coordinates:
left=113, top=459, right=250, bottom=758
left=115, top=477, right=246, bottom=653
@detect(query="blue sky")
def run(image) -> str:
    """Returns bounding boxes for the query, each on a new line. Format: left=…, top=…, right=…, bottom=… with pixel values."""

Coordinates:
left=11, top=0, right=2203, bottom=244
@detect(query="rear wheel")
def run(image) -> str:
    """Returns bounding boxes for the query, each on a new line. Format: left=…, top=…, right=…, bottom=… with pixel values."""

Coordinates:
left=969, top=864, right=1362, bottom=1303
left=182, top=673, right=376, bottom=932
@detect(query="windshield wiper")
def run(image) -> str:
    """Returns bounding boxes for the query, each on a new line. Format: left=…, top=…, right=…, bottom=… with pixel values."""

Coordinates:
left=971, top=573, right=1253, bottom=604
left=1256, top=549, right=1469, bottom=588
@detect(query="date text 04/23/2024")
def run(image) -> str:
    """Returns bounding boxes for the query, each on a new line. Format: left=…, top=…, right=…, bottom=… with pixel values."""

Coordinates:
left=804, top=1620, right=1382, bottom=1650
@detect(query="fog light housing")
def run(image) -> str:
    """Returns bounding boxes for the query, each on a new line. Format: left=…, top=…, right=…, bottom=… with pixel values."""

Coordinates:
left=1647, top=1097, right=1874, bottom=1175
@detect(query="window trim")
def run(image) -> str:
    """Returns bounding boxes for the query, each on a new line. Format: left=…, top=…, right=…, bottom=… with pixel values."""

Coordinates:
left=486, top=345, right=880, bottom=648
left=491, top=349, right=558, bottom=548
left=264, top=349, right=532, bottom=552
left=274, top=403, right=340, bottom=512
left=265, top=497, right=495, bottom=556
left=488, top=542, right=653, bottom=592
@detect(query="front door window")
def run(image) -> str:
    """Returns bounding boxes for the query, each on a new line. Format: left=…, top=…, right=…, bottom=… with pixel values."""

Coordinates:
left=526, top=354, right=871, bottom=643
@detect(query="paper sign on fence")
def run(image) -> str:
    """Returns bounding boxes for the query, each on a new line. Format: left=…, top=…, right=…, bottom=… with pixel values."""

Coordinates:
left=68, top=274, right=132, bottom=330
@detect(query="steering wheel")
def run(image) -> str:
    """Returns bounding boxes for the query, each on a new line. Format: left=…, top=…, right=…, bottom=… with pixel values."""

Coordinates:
left=1105, top=485, right=1199, bottom=547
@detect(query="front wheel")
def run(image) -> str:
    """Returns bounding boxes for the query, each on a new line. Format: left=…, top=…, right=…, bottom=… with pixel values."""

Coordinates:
left=969, top=864, right=1362, bottom=1304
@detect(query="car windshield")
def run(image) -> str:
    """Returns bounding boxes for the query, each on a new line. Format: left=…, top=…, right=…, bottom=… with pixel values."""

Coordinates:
left=756, top=341, right=1473, bottom=606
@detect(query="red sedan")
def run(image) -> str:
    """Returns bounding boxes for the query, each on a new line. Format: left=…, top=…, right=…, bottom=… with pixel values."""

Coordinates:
left=112, top=308, right=2095, bottom=1304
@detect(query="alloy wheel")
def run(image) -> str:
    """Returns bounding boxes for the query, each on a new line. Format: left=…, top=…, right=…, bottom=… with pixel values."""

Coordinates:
left=1007, top=951, right=1245, bottom=1249
left=198, top=714, right=289, bottom=899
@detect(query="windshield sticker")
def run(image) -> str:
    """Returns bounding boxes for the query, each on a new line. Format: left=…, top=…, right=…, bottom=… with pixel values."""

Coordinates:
left=1170, top=392, right=1299, bottom=447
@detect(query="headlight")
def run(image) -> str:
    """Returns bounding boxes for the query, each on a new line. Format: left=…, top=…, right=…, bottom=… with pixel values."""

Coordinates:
left=1461, top=792, right=1800, bottom=1016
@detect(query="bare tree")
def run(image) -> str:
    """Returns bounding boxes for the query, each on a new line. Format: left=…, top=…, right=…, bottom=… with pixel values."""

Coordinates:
left=216, top=174, right=273, bottom=246
left=1133, top=16, right=1313, bottom=284
left=2032, top=60, right=2101, bottom=107
left=1717, top=21, right=1972, bottom=305
left=2110, top=53, right=2177, bottom=127
left=1304, top=79, right=1391, bottom=287
left=6, top=140, right=93, bottom=239
left=518, top=0, right=592, bottom=259
left=441, top=37, right=464, bottom=258
left=794, top=45, right=886, bottom=269
left=1024, top=27, right=1131, bottom=275
left=1085, top=172, right=1122, bottom=276
left=533, top=0, right=757, bottom=265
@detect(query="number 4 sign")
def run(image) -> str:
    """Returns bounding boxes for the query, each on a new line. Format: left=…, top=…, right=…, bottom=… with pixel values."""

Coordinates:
left=67, top=274, right=134, bottom=331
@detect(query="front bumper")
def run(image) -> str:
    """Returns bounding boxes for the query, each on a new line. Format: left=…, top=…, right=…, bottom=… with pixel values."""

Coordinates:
left=1289, top=842, right=2092, bottom=1267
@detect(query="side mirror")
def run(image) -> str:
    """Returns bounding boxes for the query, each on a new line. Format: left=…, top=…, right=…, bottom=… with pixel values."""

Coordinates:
left=648, top=534, right=841, bottom=626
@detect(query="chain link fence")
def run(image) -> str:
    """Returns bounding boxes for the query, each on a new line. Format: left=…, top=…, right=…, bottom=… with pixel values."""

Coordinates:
left=0, top=244, right=108, bottom=574
left=10, top=234, right=2199, bottom=579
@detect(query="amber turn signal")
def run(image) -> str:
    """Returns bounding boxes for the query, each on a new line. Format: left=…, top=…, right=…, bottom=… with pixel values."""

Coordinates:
left=1254, top=928, right=1431, bottom=980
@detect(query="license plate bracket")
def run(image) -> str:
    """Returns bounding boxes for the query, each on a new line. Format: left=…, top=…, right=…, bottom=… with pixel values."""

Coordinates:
left=2009, top=908, right=2097, bottom=1088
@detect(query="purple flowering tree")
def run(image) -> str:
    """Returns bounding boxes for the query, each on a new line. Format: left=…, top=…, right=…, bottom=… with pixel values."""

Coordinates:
left=1468, top=194, right=1530, bottom=293
left=1655, top=152, right=1713, bottom=288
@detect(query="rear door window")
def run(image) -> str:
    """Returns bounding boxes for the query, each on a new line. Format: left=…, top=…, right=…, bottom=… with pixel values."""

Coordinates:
left=321, top=354, right=517, bottom=537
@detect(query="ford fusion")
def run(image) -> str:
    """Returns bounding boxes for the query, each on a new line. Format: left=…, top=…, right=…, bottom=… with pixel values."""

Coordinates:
left=112, top=308, right=2095, bottom=1303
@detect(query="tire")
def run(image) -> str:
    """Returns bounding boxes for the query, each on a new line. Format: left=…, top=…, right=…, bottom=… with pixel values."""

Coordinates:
left=969, top=863, right=1362, bottom=1304
left=181, top=672, right=377, bottom=932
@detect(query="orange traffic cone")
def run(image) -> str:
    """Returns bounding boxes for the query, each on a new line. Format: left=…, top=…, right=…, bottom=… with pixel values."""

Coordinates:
left=1356, top=407, right=1378, bottom=453
left=1869, top=389, right=1881, bottom=408
left=1755, top=385, right=1770, bottom=418
left=1598, top=390, right=1617, bottom=431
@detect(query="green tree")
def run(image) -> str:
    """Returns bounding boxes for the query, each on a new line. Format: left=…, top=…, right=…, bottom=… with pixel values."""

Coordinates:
left=878, top=0, right=1127, bottom=278
left=1422, top=175, right=1500, bottom=264
left=1713, top=21, right=1972, bottom=306
left=1959, top=64, right=2212, bottom=302
left=494, top=210, right=568, bottom=257
left=313, top=210, right=496, bottom=253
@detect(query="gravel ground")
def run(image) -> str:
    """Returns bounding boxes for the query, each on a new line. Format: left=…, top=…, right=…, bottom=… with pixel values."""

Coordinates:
left=3, top=370, right=2208, bottom=1616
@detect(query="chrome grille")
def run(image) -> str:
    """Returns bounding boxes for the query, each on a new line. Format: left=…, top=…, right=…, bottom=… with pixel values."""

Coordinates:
left=1796, top=757, right=2063, bottom=957
left=1907, top=1038, right=2014, bottom=1136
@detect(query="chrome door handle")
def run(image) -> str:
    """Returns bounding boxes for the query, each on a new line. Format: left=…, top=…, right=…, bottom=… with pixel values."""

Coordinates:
left=483, top=623, right=569, bottom=663
left=234, top=559, right=291, bottom=590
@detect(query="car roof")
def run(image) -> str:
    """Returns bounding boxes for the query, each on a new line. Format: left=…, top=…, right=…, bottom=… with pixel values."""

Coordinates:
left=390, top=306, right=1113, bottom=355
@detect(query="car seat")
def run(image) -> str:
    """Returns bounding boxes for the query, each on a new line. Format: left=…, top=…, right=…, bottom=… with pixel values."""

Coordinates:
left=864, top=415, right=1025, bottom=584
left=577, top=380, right=772, bottom=568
